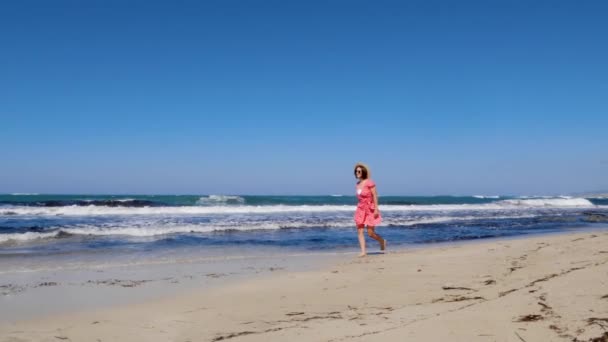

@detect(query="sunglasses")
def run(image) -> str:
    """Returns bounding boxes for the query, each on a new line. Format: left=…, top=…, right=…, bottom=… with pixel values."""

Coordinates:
left=355, top=169, right=362, bottom=173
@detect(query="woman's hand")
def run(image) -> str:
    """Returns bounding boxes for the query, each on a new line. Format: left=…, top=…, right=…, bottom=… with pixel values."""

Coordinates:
left=373, top=208, right=379, bottom=218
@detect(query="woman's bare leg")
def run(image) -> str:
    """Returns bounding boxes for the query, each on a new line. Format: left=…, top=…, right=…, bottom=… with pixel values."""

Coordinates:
left=357, top=225, right=366, bottom=256
left=367, top=227, right=386, bottom=251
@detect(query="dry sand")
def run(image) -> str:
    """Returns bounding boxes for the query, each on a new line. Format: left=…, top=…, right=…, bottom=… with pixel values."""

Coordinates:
left=2, top=230, right=608, bottom=342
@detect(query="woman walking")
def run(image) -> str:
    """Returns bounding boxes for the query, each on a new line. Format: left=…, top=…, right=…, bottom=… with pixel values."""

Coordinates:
left=354, top=163, right=386, bottom=257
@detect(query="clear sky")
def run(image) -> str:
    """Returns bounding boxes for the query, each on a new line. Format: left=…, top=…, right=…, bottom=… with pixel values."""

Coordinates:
left=1, top=1, right=607, bottom=195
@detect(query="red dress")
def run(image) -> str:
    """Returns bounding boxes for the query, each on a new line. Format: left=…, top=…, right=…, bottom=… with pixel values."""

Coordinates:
left=354, top=179, right=382, bottom=227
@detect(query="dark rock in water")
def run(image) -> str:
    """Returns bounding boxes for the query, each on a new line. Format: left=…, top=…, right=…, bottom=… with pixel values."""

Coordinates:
left=55, top=230, right=74, bottom=238
left=84, top=200, right=162, bottom=207
left=26, top=225, right=46, bottom=232
left=582, top=212, right=608, bottom=223
left=38, top=200, right=68, bottom=207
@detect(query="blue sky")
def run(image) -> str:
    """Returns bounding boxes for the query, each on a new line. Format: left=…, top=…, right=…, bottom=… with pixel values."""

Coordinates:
left=1, top=1, right=607, bottom=195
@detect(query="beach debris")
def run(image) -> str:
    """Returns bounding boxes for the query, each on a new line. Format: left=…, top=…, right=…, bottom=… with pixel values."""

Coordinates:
left=572, top=331, right=608, bottom=342
left=212, top=331, right=256, bottom=341
left=296, top=313, right=342, bottom=322
left=432, top=296, right=485, bottom=303
left=509, top=266, right=524, bottom=273
left=586, top=332, right=608, bottom=342
left=85, top=279, right=150, bottom=287
left=446, top=296, right=485, bottom=302
left=527, top=273, right=559, bottom=287
left=213, top=325, right=304, bottom=341
left=587, top=318, right=608, bottom=329
left=441, top=286, right=475, bottom=291
left=538, top=302, right=553, bottom=314
left=499, top=289, right=518, bottom=297
left=514, top=331, right=528, bottom=342
left=205, top=273, right=226, bottom=278
left=549, top=324, right=562, bottom=332
left=538, top=302, right=551, bottom=309
left=515, top=314, right=544, bottom=322
left=35, top=282, right=58, bottom=287
left=534, top=266, right=586, bottom=286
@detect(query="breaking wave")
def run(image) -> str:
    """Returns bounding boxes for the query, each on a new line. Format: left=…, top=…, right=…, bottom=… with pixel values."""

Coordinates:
left=196, top=195, right=246, bottom=206
left=0, top=213, right=539, bottom=244
left=0, top=197, right=598, bottom=217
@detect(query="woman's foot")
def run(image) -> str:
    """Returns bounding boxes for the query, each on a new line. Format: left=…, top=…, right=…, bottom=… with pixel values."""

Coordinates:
left=358, top=252, right=367, bottom=257
left=380, top=239, right=387, bottom=251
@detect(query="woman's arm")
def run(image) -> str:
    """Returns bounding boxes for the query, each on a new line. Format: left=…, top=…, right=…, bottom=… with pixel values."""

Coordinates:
left=371, top=186, right=380, bottom=217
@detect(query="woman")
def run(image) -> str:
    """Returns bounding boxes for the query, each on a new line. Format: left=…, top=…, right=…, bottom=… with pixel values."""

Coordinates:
left=354, top=163, right=386, bottom=257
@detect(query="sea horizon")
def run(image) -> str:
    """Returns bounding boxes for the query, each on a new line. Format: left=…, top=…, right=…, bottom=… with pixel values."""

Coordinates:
left=4, top=191, right=608, bottom=197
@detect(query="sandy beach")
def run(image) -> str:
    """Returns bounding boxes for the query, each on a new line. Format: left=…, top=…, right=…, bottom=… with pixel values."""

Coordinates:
left=1, top=229, right=607, bottom=342
left=3, top=1, right=608, bottom=341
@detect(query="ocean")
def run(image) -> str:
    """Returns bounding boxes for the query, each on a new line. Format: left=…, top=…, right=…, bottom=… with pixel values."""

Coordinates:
left=1, top=194, right=608, bottom=261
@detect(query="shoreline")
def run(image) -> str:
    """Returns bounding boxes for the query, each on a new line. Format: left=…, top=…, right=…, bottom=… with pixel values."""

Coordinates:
left=0, top=247, right=350, bottom=322
left=2, top=228, right=608, bottom=341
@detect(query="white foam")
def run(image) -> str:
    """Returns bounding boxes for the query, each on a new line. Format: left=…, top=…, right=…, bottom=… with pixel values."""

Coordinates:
left=0, top=197, right=598, bottom=217
left=0, top=212, right=543, bottom=244
left=473, top=195, right=500, bottom=199
left=383, top=214, right=536, bottom=227
left=196, top=195, right=245, bottom=205
left=0, top=205, right=355, bottom=216
left=496, top=197, right=593, bottom=208
left=0, top=231, right=60, bottom=243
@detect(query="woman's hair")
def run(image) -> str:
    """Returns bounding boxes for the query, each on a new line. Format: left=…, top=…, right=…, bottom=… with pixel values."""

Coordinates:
left=354, top=163, right=370, bottom=179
